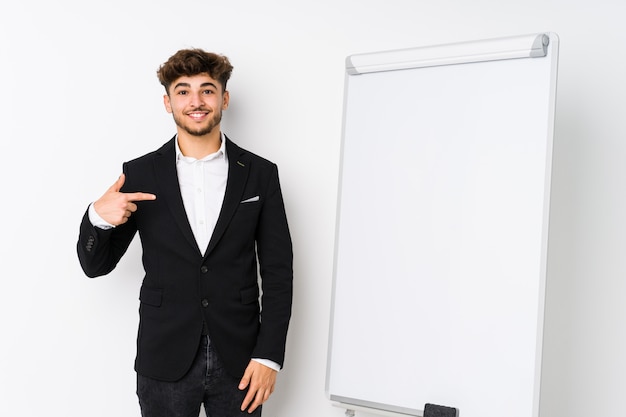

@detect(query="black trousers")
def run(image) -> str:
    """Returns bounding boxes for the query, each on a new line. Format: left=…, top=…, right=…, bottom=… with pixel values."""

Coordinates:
left=137, top=336, right=262, bottom=417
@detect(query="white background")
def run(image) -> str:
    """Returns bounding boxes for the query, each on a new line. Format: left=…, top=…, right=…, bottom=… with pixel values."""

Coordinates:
left=0, top=1, right=624, bottom=417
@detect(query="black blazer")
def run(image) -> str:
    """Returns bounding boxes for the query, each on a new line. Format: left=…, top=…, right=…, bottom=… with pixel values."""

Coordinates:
left=77, top=137, right=293, bottom=381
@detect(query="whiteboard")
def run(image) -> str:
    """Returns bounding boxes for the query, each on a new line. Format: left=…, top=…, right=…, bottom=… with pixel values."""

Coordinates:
left=326, top=33, right=559, bottom=417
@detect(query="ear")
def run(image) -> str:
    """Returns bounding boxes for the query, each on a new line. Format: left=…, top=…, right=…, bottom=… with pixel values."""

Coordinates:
left=222, top=90, right=230, bottom=110
left=163, top=94, right=173, bottom=113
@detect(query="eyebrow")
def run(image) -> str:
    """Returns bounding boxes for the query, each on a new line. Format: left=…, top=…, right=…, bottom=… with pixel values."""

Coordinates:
left=173, top=81, right=219, bottom=90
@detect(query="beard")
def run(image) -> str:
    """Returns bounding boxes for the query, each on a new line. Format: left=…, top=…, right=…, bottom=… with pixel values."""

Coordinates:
left=172, top=108, right=223, bottom=137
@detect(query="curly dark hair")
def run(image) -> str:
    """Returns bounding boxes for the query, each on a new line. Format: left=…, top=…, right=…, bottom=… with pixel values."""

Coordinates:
left=157, top=49, right=233, bottom=93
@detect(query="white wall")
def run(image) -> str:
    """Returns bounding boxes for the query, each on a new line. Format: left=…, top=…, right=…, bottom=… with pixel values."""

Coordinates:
left=0, top=1, right=624, bottom=416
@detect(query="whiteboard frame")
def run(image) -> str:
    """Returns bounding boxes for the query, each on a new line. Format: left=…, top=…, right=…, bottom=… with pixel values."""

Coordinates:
left=326, top=32, right=560, bottom=417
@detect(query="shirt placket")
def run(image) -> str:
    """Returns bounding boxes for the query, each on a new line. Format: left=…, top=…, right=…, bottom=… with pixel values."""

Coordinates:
left=194, top=161, right=209, bottom=253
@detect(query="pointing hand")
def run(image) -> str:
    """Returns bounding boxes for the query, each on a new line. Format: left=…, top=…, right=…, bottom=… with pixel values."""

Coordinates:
left=93, top=174, right=156, bottom=226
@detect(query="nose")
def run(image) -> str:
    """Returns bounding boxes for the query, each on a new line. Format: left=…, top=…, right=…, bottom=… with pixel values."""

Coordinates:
left=189, top=92, right=205, bottom=108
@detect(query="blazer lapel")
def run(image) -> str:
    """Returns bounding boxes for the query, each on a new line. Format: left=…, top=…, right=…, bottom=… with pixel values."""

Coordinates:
left=154, top=137, right=202, bottom=256
left=204, top=137, right=250, bottom=258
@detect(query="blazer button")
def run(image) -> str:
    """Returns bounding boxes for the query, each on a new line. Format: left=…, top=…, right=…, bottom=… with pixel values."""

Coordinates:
left=200, top=266, right=209, bottom=273
left=86, top=236, right=95, bottom=252
left=201, top=299, right=209, bottom=307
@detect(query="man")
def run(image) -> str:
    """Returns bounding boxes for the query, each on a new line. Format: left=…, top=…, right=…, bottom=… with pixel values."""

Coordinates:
left=77, top=49, right=293, bottom=417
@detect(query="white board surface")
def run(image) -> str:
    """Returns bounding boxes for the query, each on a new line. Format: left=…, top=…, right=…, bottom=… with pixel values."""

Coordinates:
left=326, top=33, right=559, bottom=417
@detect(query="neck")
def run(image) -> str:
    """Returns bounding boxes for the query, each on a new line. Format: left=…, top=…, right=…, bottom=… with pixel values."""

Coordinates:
left=177, top=129, right=222, bottom=159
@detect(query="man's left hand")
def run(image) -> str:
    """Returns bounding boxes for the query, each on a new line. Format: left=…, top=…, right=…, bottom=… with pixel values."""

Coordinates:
left=239, top=360, right=277, bottom=413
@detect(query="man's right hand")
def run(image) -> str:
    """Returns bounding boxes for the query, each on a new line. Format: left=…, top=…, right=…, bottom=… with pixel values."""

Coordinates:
left=93, top=174, right=156, bottom=226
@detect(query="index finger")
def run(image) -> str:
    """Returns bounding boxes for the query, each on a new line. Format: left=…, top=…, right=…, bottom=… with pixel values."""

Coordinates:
left=124, top=192, right=157, bottom=202
left=241, top=389, right=256, bottom=413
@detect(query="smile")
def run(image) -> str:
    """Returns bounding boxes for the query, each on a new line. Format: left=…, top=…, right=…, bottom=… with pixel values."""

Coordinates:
left=187, top=111, right=209, bottom=120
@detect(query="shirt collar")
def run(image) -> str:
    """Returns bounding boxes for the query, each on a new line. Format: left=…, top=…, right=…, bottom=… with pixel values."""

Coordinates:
left=175, top=132, right=227, bottom=163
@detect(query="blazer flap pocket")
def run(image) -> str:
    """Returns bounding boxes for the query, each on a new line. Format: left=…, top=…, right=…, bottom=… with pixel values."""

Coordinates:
left=240, top=285, right=260, bottom=305
left=140, top=286, right=163, bottom=307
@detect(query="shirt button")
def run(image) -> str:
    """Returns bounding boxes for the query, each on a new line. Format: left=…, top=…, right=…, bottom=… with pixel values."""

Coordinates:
left=201, top=299, right=209, bottom=307
left=200, top=266, right=209, bottom=273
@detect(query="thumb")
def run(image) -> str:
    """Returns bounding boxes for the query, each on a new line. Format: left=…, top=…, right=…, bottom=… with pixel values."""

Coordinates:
left=239, top=367, right=252, bottom=390
left=107, top=173, right=126, bottom=193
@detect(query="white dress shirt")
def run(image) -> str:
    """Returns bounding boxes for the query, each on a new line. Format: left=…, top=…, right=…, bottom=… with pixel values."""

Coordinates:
left=175, top=135, right=228, bottom=255
left=88, top=134, right=279, bottom=371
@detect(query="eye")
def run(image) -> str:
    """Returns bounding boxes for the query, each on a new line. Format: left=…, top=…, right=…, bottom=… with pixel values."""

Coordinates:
left=203, top=89, right=214, bottom=95
left=176, top=90, right=188, bottom=95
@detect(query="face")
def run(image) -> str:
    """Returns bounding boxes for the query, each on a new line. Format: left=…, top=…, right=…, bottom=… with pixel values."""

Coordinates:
left=164, top=73, right=230, bottom=137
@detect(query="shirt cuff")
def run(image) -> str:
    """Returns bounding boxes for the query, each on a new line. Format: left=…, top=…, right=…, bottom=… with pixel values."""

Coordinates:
left=251, top=358, right=281, bottom=372
left=88, top=203, right=115, bottom=230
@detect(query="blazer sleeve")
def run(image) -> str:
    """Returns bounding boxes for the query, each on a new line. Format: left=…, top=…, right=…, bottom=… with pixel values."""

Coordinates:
left=252, top=164, right=294, bottom=367
left=76, top=193, right=139, bottom=278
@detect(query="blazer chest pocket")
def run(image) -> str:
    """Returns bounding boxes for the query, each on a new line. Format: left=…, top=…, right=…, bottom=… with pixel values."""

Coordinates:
left=237, top=196, right=262, bottom=212
left=140, top=286, right=163, bottom=307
